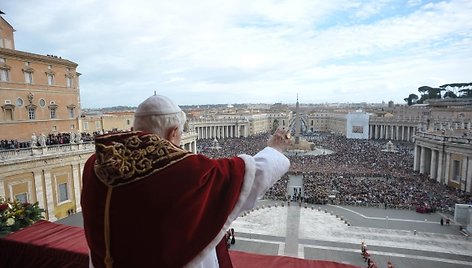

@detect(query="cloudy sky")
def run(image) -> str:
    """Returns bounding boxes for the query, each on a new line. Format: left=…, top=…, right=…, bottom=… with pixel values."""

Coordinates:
left=2, top=0, right=472, bottom=108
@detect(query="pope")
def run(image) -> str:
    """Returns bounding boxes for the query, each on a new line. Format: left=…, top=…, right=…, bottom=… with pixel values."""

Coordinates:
left=81, top=94, right=291, bottom=268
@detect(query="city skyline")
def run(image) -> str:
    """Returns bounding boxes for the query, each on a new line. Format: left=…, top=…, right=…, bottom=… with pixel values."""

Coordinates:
left=2, top=0, right=472, bottom=108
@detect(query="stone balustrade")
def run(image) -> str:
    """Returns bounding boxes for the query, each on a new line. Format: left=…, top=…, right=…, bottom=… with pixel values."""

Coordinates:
left=0, top=142, right=95, bottom=162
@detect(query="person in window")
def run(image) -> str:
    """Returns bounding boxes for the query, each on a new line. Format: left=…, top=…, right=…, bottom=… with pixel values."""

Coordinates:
left=81, top=94, right=291, bottom=268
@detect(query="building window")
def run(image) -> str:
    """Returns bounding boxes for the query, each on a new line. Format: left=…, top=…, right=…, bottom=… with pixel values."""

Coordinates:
left=28, top=107, right=36, bottom=119
left=15, top=193, right=28, bottom=203
left=4, top=108, right=13, bottom=121
left=70, top=124, right=75, bottom=130
left=95, top=121, right=101, bottom=130
left=47, top=73, right=54, bottom=85
left=58, top=183, right=69, bottom=203
left=127, top=119, right=130, bottom=125
left=16, top=98, right=23, bottom=107
left=452, top=160, right=461, bottom=182
left=24, top=71, right=33, bottom=84
left=66, top=76, right=73, bottom=88
left=83, top=121, right=89, bottom=130
left=0, top=69, right=9, bottom=81
left=50, top=108, right=57, bottom=119
left=68, top=107, right=75, bottom=118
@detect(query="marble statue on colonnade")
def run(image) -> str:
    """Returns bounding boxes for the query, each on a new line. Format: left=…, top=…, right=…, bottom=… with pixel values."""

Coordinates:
left=39, top=133, right=46, bottom=147
left=31, top=133, right=37, bottom=147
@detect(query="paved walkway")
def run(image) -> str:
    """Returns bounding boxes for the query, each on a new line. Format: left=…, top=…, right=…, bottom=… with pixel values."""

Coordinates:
left=230, top=202, right=472, bottom=268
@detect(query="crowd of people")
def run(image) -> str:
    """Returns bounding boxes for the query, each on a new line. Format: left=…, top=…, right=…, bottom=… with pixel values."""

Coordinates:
left=197, top=133, right=472, bottom=214
left=0, top=132, right=97, bottom=151
left=0, top=139, right=30, bottom=150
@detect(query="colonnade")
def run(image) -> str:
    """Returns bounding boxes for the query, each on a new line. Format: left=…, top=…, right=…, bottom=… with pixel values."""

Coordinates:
left=182, top=140, right=197, bottom=153
left=369, top=124, right=416, bottom=142
left=193, top=125, right=247, bottom=139
left=414, top=133, right=472, bottom=193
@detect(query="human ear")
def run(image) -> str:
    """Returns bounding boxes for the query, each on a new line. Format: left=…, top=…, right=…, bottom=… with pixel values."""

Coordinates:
left=166, top=127, right=179, bottom=144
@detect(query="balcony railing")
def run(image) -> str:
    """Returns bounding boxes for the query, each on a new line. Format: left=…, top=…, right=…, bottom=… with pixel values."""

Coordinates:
left=415, top=131, right=472, bottom=144
left=0, top=142, right=95, bottom=162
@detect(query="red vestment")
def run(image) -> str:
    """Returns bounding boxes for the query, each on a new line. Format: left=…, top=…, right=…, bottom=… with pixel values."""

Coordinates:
left=81, top=131, right=245, bottom=268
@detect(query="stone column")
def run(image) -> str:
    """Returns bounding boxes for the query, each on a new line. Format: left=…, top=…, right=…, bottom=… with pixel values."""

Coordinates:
left=437, top=150, right=444, bottom=183
left=43, top=171, right=57, bottom=221
left=72, top=163, right=82, bottom=212
left=466, top=158, right=472, bottom=193
left=407, top=127, right=411, bottom=142
left=380, top=125, right=384, bottom=139
left=414, top=145, right=420, bottom=171
left=430, top=149, right=438, bottom=180
left=33, top=170, right=46, bottom=212
left=461, top=158, right=468, bottom=191
left=419, top=146, right=426, bottom=174
left=444, top=152, right=451, bottom=186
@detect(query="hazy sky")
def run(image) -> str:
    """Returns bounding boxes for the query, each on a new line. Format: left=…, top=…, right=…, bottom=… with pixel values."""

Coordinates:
left=2, top=0, right=472, bottom=108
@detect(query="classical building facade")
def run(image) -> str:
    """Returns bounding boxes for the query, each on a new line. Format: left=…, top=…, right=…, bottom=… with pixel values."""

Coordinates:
left=368, top=117, right=420, bottom=142
left=0, top=15, right=81, bottom=141
left=81, top=111, right=134, bottom=134
left=413, top=99, right=472, bottom=193
left=0, top=143, right=94, bottom=221
left=189, top=112, right=291, bottom=140
left=414, top=132, right=472, bottom=193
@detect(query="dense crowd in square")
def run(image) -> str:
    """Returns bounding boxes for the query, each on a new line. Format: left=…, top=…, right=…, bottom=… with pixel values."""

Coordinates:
left=198, top=133, right=472, bottom=214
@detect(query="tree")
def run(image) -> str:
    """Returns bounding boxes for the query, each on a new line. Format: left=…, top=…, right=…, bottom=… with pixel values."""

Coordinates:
left=459, top=88, right=472, bottom=98
left=440, top=82, right=472, bottom=98
left=404, top=94, right=419, bottom=106
left=417, top=86, right=444, bottom=103
left=443, top=91, right=457, bottom=99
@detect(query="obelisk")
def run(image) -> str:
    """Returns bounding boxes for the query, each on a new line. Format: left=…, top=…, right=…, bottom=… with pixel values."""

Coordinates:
left=295, top=95, right=300, bottom=144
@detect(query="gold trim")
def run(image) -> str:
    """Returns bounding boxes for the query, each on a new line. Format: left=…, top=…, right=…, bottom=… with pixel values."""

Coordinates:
left=104, top=186, right=113, bottom=268
left=94, top=132, right=192, bottom=187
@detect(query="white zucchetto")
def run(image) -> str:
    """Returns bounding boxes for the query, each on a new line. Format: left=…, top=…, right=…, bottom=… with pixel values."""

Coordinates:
left=134, top=95, right=182, bottom=117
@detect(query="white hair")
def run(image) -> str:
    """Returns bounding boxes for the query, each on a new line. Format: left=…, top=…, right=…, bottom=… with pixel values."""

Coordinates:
left=133, top=111, right=186, bottom=137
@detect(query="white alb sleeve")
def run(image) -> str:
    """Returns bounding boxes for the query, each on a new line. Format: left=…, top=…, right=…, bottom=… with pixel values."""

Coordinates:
left=227, top=146, right=290, bottom=222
